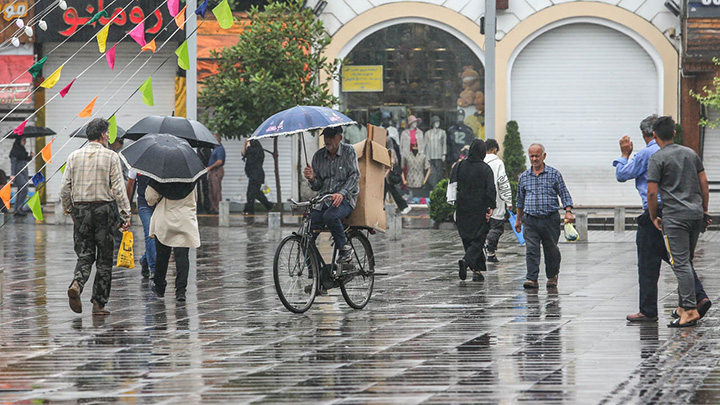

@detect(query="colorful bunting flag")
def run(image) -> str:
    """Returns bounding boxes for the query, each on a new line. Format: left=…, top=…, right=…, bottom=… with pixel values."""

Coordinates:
left=59, top=163, right=67, bottom=174
left=31, top=172, right=44, bottom=187
left=87, top=10, right=108, bottom=25
left=28, top=56, right=47, bottom=78
left=13, top=120, right=26, bottom=136
left=168, top=0, right=179, bottom=17
left=59, top=78, right=75, bottom=98
left=195, top=0, right=208, bottom=17
left=0, top=183, right=10, bottom=210
left=129, top=22, right=146, bottom=47
left=109, top=115, right=118, bottom=144
left=106, top=45, right=116, bottom=69
left=41, top=138, right=54, bottom=164
left=175, top=41, right=189, bottom=70
left=139, top=76, right=154, bottom=106
left=26, top=193, right=42, bottom=221
left=175, top=5, right=187, bottom=29
left=212, top=0, right=232, bottom=29
left=78, top=96, right=98, bottom=118
left=40, top=64, right=63, bottom=89
left=141, top=39, right=156, bottom=53
left=97, top=23, right=110, bottom=53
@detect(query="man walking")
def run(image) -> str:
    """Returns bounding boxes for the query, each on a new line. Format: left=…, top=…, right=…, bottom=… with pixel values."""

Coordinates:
left=515, top=144, right=574, bottom=289
left=61, top=118, right=131, bottom=315
left=615, top=115, right=711, bottom=322
left=484, top=139, right=512, bottom=263
left=647, top=116, right=713, bottom=327
left=207, top=133, right=225, bottom=214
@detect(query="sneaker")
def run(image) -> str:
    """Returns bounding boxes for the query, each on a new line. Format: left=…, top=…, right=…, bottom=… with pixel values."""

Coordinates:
left=523, top=279, right=539, bottom=289
left=487, top=253, right=499, bottom=263
left=458, top=259, right=467, bottom=280
left=400, top=206, right=412, bottom=215
left=67, top=281, right=82, bottom=313
left=176, top=291, right=186, bottom=302
left=152, top=283, right=165, bottom=298
left=140, top=257, right=149, bottom=278
left=472, top=271, right=484, bottom=282
left=337, top=245, right=354, bottom=264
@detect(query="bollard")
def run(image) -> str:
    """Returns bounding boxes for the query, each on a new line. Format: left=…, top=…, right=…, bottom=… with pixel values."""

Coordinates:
left=268, top=211, right=282, bottom=238
left=614, top=207, right=625, bottom=234
left=219, top=200, right=230, bottom=227
left=54, top=201, right=67, bottom=225
left=385, top=204, right=402, bottom=241
left=576, top=212, right=589, bottom=243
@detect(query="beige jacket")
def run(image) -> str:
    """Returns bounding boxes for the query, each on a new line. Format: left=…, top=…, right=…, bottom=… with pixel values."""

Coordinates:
left=146, top=186, right=201, bottom=248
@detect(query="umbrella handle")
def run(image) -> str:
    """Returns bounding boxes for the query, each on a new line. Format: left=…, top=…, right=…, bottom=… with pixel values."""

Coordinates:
left=301, top=132, right=309, bottom=166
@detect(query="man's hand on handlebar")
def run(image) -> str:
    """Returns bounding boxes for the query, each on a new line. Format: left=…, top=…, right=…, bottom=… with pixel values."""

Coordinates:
left=303, top=165, right=314, bottom=182
left=331, top=193, right=344, bottom=207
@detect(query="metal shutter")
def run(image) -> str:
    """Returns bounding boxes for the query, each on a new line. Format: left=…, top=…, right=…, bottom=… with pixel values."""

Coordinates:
left=42, top=42, right=177, bottom=201
left=510, top=23, right=659, bottom=206
left=702, top=109, right=720, bottom=212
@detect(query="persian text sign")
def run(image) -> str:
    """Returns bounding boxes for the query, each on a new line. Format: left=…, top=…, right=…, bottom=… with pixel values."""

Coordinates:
left=342, top=65, right=383, bottom=93
left=0, top=55, right=33, bottom=105
left=3, top=1, right=29, bottom=21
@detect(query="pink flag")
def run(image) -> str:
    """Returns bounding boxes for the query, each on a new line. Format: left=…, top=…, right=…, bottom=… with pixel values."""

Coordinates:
left=129, top=22, right=146, bottom=47
left=13, top=120, right=27, bottom=136
left=106, top=45, right=116, bottom=69
left=168, top=0, right=179, bottom=17
left=59, top=79, right=76, bottom=98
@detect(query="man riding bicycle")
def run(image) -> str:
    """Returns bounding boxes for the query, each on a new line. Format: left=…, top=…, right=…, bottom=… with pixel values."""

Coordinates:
left=303, top=127, right=360, bottom=263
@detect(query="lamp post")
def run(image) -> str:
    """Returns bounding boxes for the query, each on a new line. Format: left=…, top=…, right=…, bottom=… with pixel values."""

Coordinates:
left=484, top=0, right=496, bottom=139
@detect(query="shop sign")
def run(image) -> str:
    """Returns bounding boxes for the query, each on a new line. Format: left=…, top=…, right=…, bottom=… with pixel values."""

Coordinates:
left=36, top=0, right=178, bottom=43
left=689, top=1, right=720, bottom=17
left=3, top=1, right=29, bottom=21
left=0, top=55, right=33, bottom=105
left=342, top=65, right=383, bottom=93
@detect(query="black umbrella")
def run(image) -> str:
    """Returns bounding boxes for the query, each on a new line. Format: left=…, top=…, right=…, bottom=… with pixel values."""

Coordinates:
left=6, top=126, right=56, bottom=138
left=125, top=116, right=219, bottom=148
left=119, top=133, right=208, bottom=183
left=70, top=123, right=126, bottom=139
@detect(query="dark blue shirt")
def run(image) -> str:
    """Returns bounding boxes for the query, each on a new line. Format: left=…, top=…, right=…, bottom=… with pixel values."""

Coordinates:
left=208, top=144, right=226, bottom=167
left=516, top=165, right=573, bottom=216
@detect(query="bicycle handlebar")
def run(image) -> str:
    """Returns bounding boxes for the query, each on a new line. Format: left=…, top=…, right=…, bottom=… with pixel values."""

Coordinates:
left=289, top=194, right=333, bottom=208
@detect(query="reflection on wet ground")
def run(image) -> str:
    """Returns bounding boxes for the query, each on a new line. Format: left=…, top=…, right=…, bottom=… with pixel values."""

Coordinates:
left=2, top=223, right=720, bottom=403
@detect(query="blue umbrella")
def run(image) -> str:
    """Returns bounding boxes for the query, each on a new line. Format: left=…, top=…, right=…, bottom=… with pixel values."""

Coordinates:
left=251, top=106, right=355, bottom=139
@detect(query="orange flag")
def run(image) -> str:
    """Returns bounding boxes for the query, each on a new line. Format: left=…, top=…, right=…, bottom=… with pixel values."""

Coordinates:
left=78, top=96, right=98, bottom=118
left=175, top=5, right=186, bottom=29
left=41, top=138, right=54, bottom=164
left=0, top=183, right=10, bottom=209
left=141, top=39, right=156, bottom=53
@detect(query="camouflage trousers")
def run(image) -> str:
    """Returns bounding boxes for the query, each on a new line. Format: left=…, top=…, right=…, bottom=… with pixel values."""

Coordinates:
left=70, top=202, right=118, bottom=306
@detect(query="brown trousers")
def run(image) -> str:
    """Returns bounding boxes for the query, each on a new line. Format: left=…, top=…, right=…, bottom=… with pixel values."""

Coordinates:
left=208, top=166, right=224, bottom=212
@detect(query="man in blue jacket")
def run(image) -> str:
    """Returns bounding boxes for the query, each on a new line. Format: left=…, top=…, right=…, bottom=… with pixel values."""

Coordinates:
left=614, top=114, right=711, bottom=322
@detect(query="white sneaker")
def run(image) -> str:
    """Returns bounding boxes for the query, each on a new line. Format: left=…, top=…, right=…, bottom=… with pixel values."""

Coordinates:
left=400, top=206, right=412, bottom=215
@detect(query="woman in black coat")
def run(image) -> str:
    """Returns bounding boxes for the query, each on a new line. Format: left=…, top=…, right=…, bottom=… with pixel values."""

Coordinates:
left=241, top=139, right=274, bottom=214
left=449, top=138, right=496, bottom=281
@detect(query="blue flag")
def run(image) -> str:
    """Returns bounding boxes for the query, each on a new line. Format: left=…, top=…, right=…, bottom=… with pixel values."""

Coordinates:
left=32, top=172, right=45, bottom=187
left=195, top=0, right=208, bottom=17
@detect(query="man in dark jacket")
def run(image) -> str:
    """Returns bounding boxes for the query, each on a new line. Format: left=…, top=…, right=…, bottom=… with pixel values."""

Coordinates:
left=242, top=138, right=274, bottom=214
left=449, top=139, right=496, bottom=282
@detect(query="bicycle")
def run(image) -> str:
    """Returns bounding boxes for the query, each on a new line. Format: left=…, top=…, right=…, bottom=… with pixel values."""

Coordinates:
left=273, top=194, right=376, bottom=313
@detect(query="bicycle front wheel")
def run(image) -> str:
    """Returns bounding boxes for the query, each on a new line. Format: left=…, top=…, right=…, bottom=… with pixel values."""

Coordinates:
left=273, top=234, right=318, bottom=313
left=340, top=232, right=375, bottom=309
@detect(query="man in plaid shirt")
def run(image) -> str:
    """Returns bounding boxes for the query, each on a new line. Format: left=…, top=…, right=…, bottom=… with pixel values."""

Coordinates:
left=514, top=144, right=574, bottom=289
left=61, top=118, right=131, bottom=315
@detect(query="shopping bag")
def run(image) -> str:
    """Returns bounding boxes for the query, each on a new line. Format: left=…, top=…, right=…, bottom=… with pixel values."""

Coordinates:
left=564, top=221, right=579, bottom=242
left=116, top=231, right=135, bottom=268
left=507, top=211, right=525, bottom=246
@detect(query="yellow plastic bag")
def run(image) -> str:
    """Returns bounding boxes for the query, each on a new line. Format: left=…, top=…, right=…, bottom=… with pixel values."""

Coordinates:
left=116, top=231, right=135, bottom=268
left=564, top=221, right=579, bottom=242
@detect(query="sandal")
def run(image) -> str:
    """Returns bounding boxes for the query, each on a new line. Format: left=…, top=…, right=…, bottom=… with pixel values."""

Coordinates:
left=668, top=318, right=698, bottom=328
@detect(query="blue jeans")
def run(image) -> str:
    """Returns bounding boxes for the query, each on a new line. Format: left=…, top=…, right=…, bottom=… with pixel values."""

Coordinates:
left=310, top=200, right=353, bottom=249
left=138, top=205, right=156, bottom=273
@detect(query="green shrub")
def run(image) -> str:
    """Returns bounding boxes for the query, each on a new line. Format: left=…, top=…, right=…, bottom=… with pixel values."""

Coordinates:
left=429, top=179, right=455, bottom=223
left=503, top=121, right=525, bottom=207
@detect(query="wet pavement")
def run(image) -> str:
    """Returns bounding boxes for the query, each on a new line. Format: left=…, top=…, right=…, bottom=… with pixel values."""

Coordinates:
left=2, top=222, right=720, bottom=403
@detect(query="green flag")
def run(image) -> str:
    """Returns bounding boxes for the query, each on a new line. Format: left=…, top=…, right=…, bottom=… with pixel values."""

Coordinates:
left=108, top=115, right=118, bottom=143
left=87, top=10, right=109, bottom=25
left=59, top=162, right=67, bottom=174
left=212, top=0, right=233, bottom=29
left=175, top=41, right=189, bottom=70
left=28, top=56, right=47, bottom=78
left=139, top=76, right=154, bottom=106
left=26, top=193, right=43, bottom=221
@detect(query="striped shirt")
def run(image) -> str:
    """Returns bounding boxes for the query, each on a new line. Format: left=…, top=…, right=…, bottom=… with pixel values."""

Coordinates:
left=424, top=128, right=447, bottom=160
left=60, top=142, right=131, bottom=221
left=516, top=165, right=573, bottom=216
left=309, top=143, right=360, bottom=209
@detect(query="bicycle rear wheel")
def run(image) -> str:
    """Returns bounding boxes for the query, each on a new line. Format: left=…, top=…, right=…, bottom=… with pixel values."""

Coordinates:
left=340, top=232, right=375, bottom=309
left=273, top=234, right=318, bottom=313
